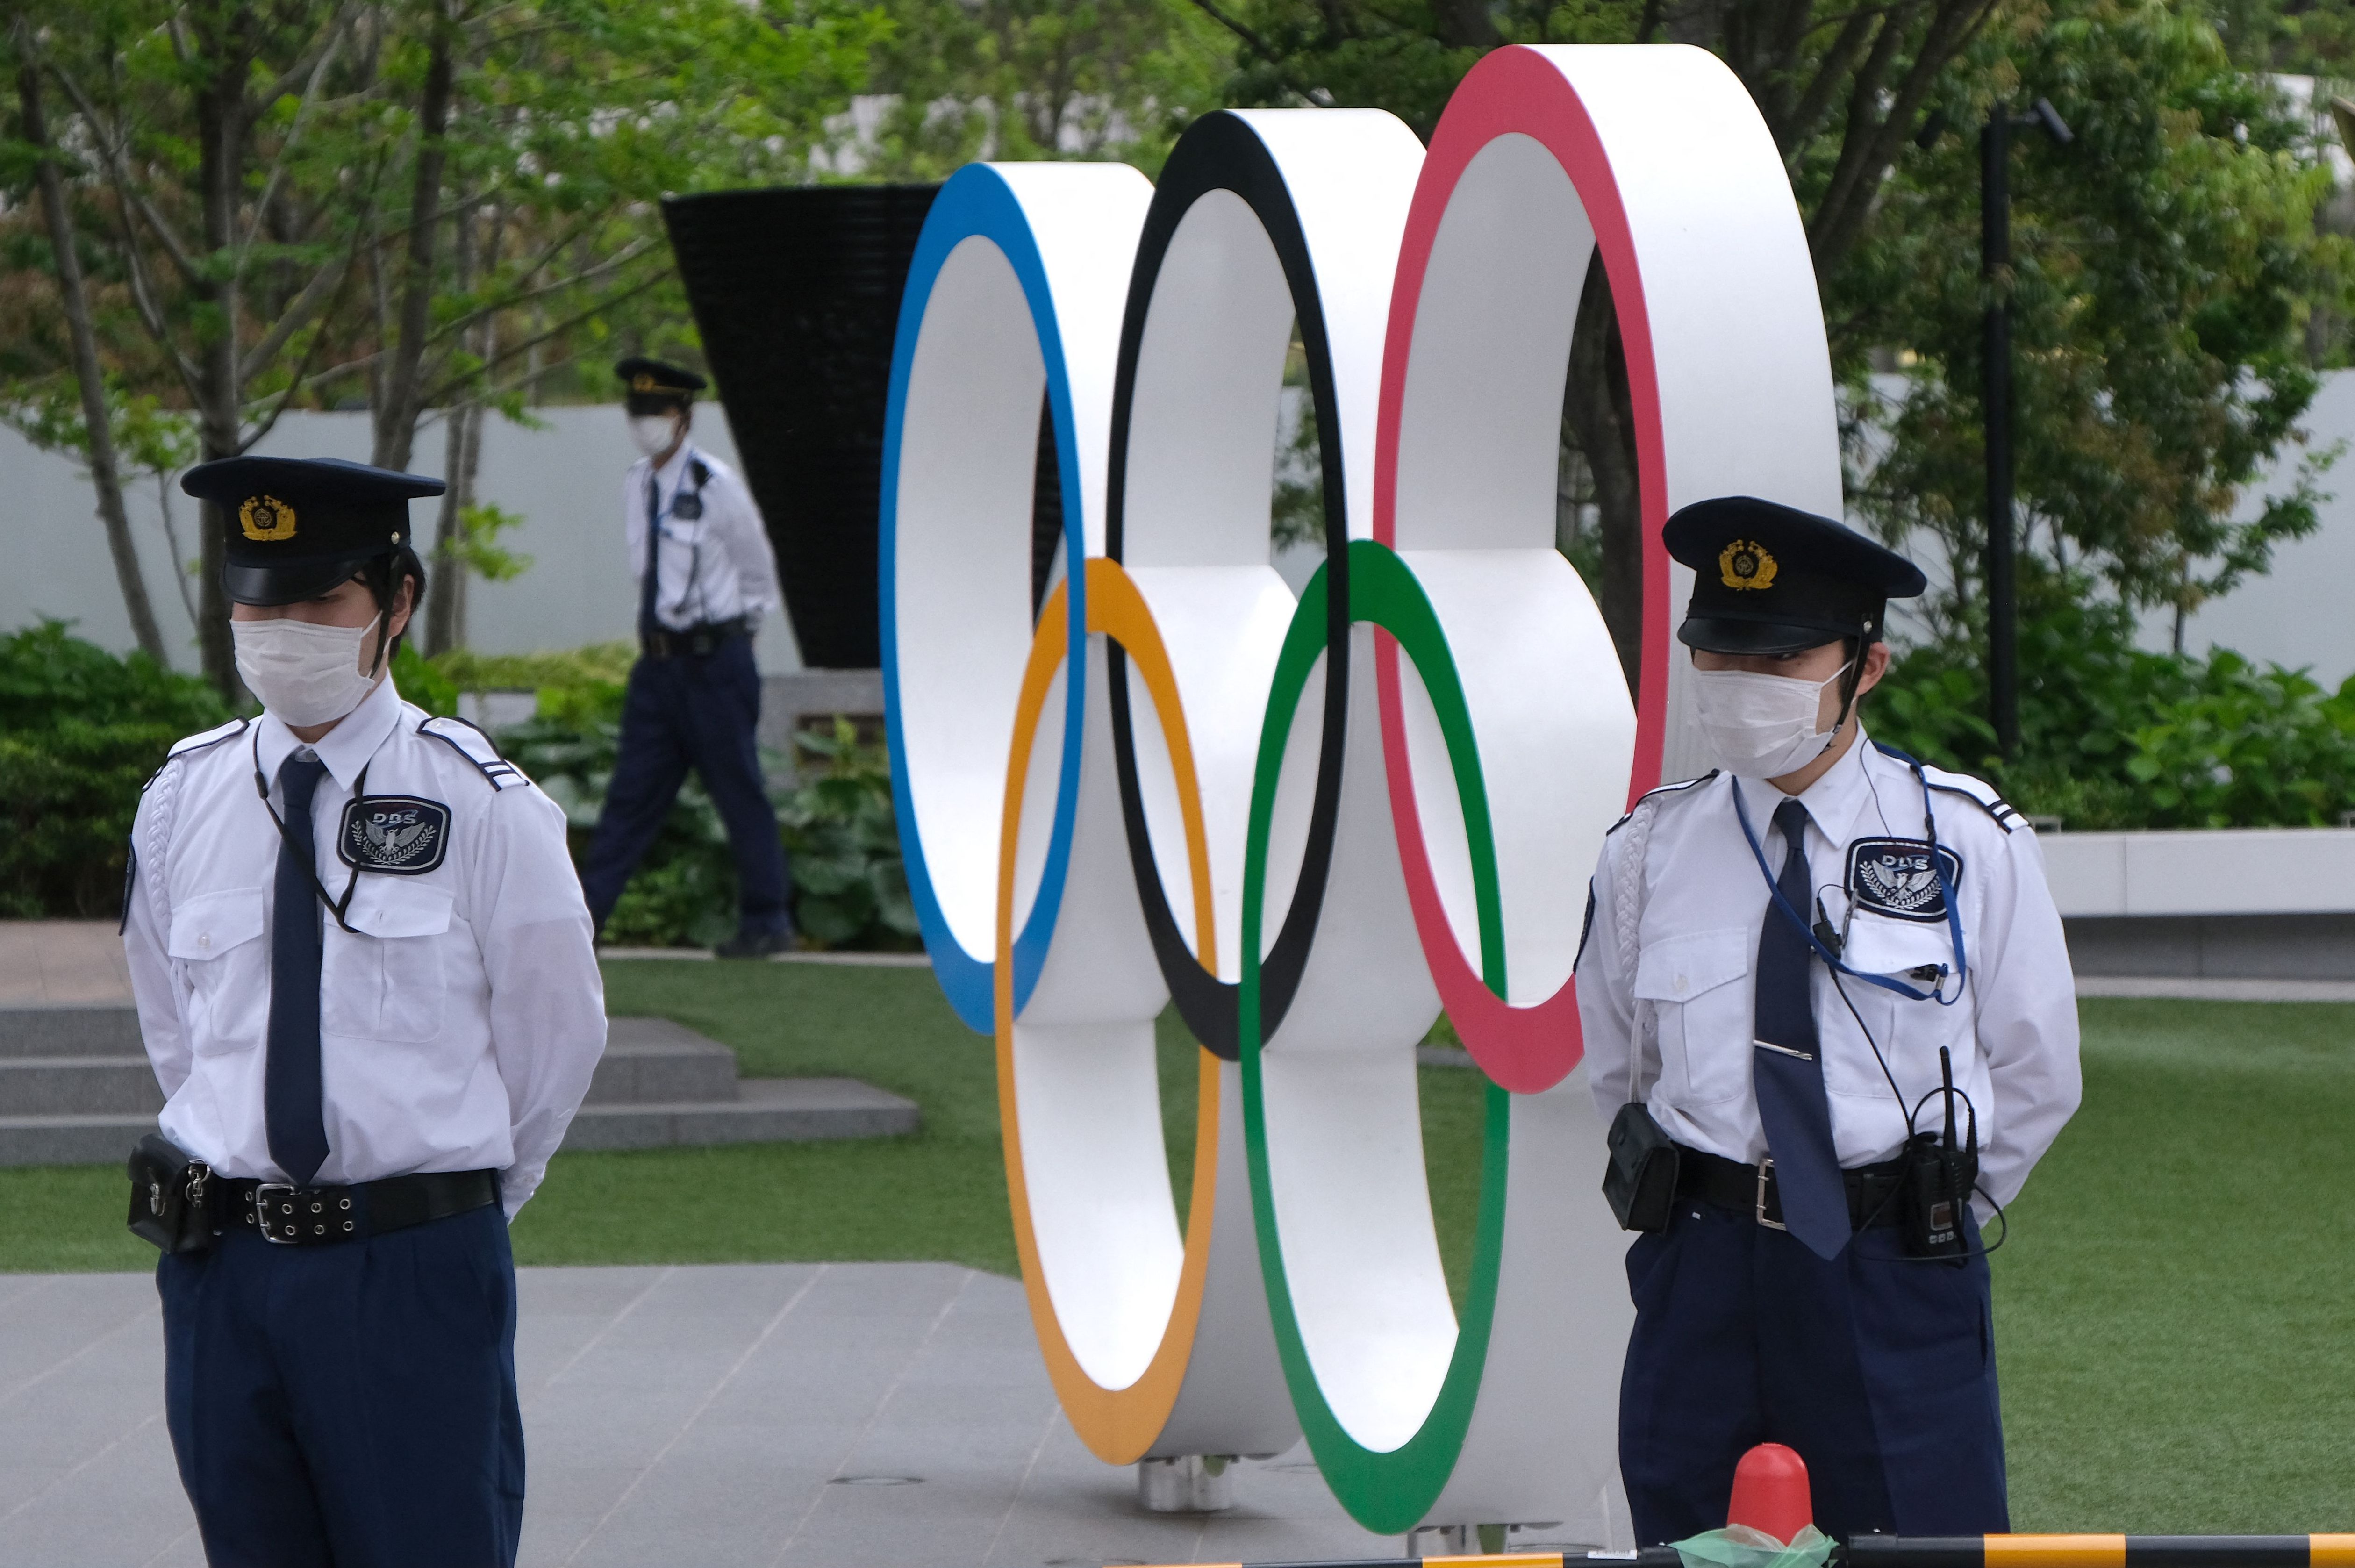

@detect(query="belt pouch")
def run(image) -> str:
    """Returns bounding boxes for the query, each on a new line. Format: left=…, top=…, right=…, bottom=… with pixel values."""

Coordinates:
left=1603, top=1102, right=1681, bottom=1232
left=127, top=1133, right=215, bottom=1253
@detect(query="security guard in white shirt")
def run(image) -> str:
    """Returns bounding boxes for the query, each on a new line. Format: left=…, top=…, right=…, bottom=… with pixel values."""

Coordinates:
left=123, top=456, right=607, bottom=1568
left=578, top=357, right=795, bottom=956
left=1576, top=495, right=2081, bottom=1545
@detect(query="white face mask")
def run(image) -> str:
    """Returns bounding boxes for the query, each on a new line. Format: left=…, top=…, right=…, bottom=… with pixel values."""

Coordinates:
left=1691, top=659, right=1852, bottom=779
left=629, top=414, right=680, bottom=459
left=233, top=614, right=384, bottom=728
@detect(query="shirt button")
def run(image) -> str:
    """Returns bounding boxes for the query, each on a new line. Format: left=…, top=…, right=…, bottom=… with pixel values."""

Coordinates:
left=1673, top=974, right=1687, bottom=994
left=198, top=934, right=211, bottom=951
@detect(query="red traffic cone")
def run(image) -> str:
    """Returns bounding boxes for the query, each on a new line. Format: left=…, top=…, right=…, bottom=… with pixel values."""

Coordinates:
left=1725, top=1443, right=1813, bottom=1544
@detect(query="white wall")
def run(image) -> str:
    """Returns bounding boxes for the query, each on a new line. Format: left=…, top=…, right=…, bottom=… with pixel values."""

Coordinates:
left=0, top=405, right=804, bottom=674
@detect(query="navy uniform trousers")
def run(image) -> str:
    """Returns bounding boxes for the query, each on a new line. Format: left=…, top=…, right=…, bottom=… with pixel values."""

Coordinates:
left=157, top=1205, right=523, bottom=1568
left=1619, top=1197, right=2008, bottom=1544
left=579, top=635, right=790, bottom=935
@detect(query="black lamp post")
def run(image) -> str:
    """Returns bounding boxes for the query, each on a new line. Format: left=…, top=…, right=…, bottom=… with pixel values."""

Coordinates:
left=1981, top=97, right=2072, bottom=760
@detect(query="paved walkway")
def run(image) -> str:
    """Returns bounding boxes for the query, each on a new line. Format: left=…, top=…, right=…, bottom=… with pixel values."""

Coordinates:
left=0, top=1263, right=1401, bottom=1568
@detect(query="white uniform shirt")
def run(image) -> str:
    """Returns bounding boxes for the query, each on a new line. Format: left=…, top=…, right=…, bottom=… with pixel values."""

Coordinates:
left=1575, top=734, right=2081, bottom=1212
left=623, top=442, right=781, bottom=631
left=122, top=675, right=607, bottom=1216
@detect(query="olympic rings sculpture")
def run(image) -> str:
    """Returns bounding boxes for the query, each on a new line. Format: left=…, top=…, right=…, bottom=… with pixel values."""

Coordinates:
left=880, top=44, right=1844, bottom=1538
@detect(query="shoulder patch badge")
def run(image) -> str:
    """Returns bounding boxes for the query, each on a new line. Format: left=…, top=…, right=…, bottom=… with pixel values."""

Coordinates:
left=338, top=796, right=451, bottom=876
left=1847, top=837, right=1962, bottom=923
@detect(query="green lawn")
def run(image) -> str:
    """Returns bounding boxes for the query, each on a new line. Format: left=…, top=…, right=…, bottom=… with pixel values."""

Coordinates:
left=4, top=969, right=2348, bottom=1531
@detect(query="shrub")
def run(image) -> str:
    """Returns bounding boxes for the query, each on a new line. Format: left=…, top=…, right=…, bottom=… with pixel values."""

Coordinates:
left=0, top=623, right=232, bottom=919
left=1872, top=592, right=2355, bottom=829
left=779, top=718, right=920, bottom=951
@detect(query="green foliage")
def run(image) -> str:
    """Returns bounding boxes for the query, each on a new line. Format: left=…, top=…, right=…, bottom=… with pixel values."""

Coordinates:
left=1847, top=0, right=2355, bottom=630
left=0, top=622, right=231, bottom=918
left=1871, top=581, right=2355, bottom=828
left=391, top=644, right=462, bottom=719
left=856, top=0, right=1225, bottom=177
left=448, top=501, right=531, bottom=584
left=779, top=718, right=920, bottom=951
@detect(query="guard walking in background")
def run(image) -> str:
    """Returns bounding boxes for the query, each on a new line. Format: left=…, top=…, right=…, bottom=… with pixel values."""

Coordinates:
left=579, top=356, right=795, bottom=957
left=123, top=456, right=608, bottom=1568
left=1577, top=496, right=2082, bottom=1544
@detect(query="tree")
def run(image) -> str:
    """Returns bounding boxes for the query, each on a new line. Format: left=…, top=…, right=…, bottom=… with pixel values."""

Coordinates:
left=853, top=0, right=1225, bottom=177
left=1846, top=0, right=2352, bottom=649
left=7, top=21, right=167, bottom=665
left=3, top=0, right=878, bottom=688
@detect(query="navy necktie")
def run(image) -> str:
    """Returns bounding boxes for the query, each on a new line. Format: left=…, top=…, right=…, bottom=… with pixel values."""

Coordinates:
left=639, top=469, right=663, bottom=636
left=1753, top=797, right=1850, bottom=1259
left=266, top=751, right=332, bottom=1187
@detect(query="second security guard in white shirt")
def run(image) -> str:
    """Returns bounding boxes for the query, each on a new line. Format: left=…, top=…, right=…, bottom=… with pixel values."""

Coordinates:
left=577, top=356, right=795, bottom=957
left=124, top=455, right=606, bottom=1568
left=1575, top=496, right=2081, bottom=1547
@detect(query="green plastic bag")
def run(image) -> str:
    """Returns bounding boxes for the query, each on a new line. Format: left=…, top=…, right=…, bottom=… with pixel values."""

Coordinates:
left=1671, top=1524, right=1834, bottom=1568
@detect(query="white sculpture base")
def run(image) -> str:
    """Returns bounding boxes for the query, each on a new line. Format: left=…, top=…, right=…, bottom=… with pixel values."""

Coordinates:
left=1136, top=1454, right=1235, bottom=1513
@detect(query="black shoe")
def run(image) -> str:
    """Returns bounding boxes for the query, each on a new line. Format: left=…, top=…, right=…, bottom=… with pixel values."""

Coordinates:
left=713, top=928, right=795, bottom=959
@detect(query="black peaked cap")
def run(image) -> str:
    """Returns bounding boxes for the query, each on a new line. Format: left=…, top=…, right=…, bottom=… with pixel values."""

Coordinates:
left=616, top=357, right=707, bottom=401
left=1664, top=495, right=1926, bottom=655
left=183, top=456, right=444, bottom=607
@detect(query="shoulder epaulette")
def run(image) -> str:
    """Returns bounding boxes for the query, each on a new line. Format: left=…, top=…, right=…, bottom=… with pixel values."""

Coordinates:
left=417, top=715, right=530, bottom=791
left=1603, top=768, right=1720, bottom=836
left=688, top=457, right=712, bottom=489
left=1874, top=743, right=2020, bottom=833
left=143, top=717, right=251, bottom=792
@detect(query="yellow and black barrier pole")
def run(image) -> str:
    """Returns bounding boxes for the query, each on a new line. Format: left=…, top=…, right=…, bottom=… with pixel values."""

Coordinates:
left=1131, top=1537, right=2355, bottom=1568
left=1847, top=1537, right=2355, bottom=1568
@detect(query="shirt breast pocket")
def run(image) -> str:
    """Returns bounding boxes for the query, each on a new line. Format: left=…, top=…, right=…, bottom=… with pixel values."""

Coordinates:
left=1632, top=928, right=1753, bottom=1106
left=322, top=879, right=455, bottom=1044
left=1826, top=911, right=1962, bottom=1101
left=166, top=887, right=269, bottom=1052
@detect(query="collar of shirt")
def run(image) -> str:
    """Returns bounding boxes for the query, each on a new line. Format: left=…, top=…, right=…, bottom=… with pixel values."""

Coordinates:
left=1728, top=725, right=1879, bottom=851
left=648, top=441, right=698, bottom=499
left=252, top=670, right=403, bottom=794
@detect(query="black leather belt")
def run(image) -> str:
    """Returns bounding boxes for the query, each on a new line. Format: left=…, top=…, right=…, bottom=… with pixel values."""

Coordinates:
left=641, top=617, right=749, bottom=659
left=1675, top=1146, right=1909, bottom=1231
left=217, top=1169, right=499, bottom=1245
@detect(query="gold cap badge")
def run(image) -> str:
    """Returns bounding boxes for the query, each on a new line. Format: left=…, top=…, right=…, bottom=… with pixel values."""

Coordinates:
left=1719, top=539, right=1777, bottom=591
left=631, top=372, right=658, bottom=392
left=239, top=495, right=297, bottom=542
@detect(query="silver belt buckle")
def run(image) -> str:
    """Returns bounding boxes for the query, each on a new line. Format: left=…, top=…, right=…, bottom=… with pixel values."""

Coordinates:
left=255, top=1183, right=302, bottom=1244
left=1754, top=1158, right=1787, bottom=1231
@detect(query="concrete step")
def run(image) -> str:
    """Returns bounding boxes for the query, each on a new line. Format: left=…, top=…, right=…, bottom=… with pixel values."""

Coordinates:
left=589, top=1018, right=743, bottom=1106
left=0, top=1021, right=739, bottom=1117
left=0, top=1005, right=143, bottom=1058
left=562, top=1077, right=919, bottom=1152
left=0, top=1112, right=155, bottom=1167
left=0, top=1058, right=165, bottom=1116
left=0, top=1010, right=919, bottom=1164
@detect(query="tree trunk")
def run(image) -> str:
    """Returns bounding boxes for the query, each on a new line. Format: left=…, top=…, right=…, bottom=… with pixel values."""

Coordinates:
left=193, top=26, right=248, bottom=699
left=16, top=42, right=168, bottom=666
left=424, top=198, right=478, bottom=655
left=372, top=5, right=455, bottom=473
left=1561, top=258, right=1645, bottom=700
